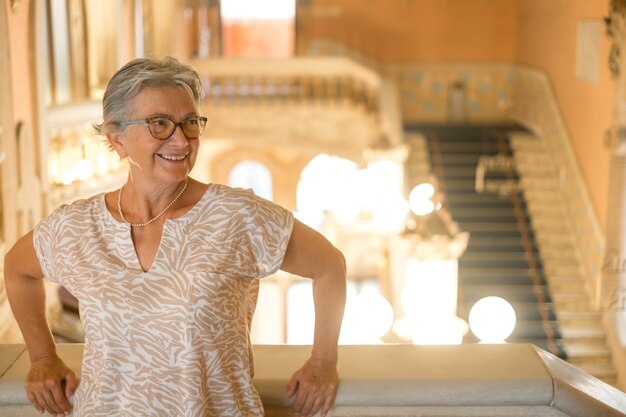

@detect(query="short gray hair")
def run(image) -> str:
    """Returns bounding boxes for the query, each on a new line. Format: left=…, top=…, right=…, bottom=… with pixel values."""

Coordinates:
left=94, top=56, right=204, bottom=135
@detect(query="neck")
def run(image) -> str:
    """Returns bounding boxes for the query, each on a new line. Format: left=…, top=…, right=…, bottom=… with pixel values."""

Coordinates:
left=117, top=177, right=189, bottom=227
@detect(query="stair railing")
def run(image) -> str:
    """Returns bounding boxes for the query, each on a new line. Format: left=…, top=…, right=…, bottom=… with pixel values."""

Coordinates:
left=497, top=133, right=560, bottom=356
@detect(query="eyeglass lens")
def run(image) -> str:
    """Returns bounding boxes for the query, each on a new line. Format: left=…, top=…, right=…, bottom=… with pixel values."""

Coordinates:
left=149, top=117, right=206, bottom=140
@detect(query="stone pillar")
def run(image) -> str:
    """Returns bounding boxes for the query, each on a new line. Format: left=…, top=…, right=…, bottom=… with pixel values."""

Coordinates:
left=600, top=106, right=626, bottom=391
left=600, top=114, right=626, bottom=312
left=601, top=1, right=626, bottom=390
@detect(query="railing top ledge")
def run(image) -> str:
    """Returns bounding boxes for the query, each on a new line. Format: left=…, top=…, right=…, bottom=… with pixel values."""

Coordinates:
left=188, top=57, right=382, bottom=89
left=1, top=343, right=624, bottom=415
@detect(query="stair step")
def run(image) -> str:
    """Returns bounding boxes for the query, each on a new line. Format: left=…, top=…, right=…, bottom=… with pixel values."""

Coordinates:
left=440, top=166, right=484, bottom=178
left=561, top=341, right=612, bottom=359
left=457, top=222, right=525, bottom=232
left=431, top=144, right=502, bottom=155
left=513, top=154, right=551, bottom=167
left=461, top=267, right=545, bottom=279
left=559, top=325, right=606, bottom=339
left=509, top=320, right=564, bottom=339
left=515, top=163, right=555, bottom=177
left=447, top=194, right=524, bottom=206
left=523, top=189, right=563, bottom=204
left=539, top=249, right=579, bottom=263
left=510, top=138, right=544, bottom=152
left=461, top=251, right=534, bottom=262
left=547, top=279, right=587, bottom=294
left=556, top=310, right=601, bottom=321
left=433, top=153, right=484, bottom=165
left=461, top=275, right=545, bottom=286
left=544, top=264, right=583, bottom=277
left=526, top=204, right=567, bottom=218
left=520, top=177, right=561, bottom=191
left=467, top=236, right=536, bottom=249
left=460, top=284, right=552, bottom=301
left=531, top=216, right=568, bottom=228
left=535, top=233, right=575, bottom=247
left=552, top=293, right=592, bottom=310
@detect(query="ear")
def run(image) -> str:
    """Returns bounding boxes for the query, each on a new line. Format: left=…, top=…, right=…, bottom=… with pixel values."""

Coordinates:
left=107, top=131, right=127, bottom=160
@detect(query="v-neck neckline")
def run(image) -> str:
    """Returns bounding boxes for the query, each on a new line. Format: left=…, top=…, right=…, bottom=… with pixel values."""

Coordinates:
left=101, top=184, right=213, bottom=274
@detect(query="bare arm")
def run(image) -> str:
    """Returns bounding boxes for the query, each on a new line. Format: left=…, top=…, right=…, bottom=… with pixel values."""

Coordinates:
left=5, top=231, right=77, bottom=415
left=280, top=219, right=346, bottom=417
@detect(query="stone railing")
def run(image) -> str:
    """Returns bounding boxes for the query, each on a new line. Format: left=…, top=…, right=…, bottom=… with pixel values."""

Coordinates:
left=1, top=344, right=624, bottom=416
left=188, top=57, right=394, bottom=163
left=190, top=57, right=381, bottom=113
left=509, top=67, right=605, bottom=301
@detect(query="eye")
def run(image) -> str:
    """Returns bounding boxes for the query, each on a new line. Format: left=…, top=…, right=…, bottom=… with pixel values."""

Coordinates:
left=149, top=117, right=171, bottom=127
left=183, top=117, right=200, bottom=126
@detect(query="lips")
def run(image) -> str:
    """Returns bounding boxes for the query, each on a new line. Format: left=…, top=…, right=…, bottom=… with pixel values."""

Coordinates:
left=157, top=153, right=187, bottom=161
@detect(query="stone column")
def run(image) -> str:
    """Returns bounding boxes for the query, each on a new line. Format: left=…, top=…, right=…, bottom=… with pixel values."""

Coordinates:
left=600, top=106, right=626, bottom=391
left=602, top=1, right=626, bottom=389
left=600, top=113, right=626, bottom=312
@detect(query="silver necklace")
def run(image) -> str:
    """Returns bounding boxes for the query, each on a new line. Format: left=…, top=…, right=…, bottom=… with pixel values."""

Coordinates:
left=117, top=177, right=189, bottom=227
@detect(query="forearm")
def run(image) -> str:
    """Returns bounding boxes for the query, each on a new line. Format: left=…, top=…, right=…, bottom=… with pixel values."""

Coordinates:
left=5, top=273, right=56, bottom=360
left=311, top=251, right=346, bottom=362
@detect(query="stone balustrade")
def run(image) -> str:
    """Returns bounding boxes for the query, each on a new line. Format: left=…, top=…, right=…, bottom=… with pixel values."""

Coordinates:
left=190, top=57, right=381, bottom=112
left=1, top=343, right=624, bottom=416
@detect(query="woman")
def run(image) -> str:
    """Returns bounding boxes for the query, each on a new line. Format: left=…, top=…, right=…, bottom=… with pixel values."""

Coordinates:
left=5, top=56, right=346, bottom=417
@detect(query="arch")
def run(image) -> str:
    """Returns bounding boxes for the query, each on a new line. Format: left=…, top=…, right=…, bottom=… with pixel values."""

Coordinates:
left=227, top=160, right=273, bottom=200
left=207, top=145, right=311, bottom=210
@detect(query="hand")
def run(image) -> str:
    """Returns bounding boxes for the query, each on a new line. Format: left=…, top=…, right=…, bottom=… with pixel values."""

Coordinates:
left=25, top=354, right=78, bottom=416
left=287, top=356, right=339, bottom=417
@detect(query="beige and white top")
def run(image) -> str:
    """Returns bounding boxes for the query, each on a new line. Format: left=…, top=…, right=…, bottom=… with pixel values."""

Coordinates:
left=34, top=183, right=294, bottom=417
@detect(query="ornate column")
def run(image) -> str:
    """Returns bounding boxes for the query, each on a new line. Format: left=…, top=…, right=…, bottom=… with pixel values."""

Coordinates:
left=601, top=0, right=626, bottom=389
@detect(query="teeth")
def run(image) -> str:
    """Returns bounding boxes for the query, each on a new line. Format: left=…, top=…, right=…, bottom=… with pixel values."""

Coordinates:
left=160, top=154, right=186, bottom=161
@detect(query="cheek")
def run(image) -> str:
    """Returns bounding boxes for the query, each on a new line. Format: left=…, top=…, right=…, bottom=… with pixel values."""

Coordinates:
left=188, top=143, right=200, bottom=166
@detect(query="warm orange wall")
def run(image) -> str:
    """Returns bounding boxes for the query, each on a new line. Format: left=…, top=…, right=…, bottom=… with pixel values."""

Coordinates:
left=297, top=0, right=518, bottom=63
left=5, top=0, right=33, bottom=123
left=223, top=20, right=295, bottom=57
left=516, top=0, right=612, bottom=230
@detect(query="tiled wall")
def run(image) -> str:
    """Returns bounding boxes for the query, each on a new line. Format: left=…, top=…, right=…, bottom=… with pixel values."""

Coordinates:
left=388, top=64, right=515, bottom=123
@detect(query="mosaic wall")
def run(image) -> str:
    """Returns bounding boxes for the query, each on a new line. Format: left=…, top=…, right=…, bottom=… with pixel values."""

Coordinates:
left=388, top=64, right=515, bottom=123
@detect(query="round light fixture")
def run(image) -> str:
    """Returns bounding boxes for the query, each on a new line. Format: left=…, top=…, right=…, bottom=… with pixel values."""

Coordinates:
left=469, top=296, right=516, bottom=343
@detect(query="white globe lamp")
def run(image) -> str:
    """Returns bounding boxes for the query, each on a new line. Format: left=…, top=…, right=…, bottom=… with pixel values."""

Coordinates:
left=469, top=296, right=516, bottom=343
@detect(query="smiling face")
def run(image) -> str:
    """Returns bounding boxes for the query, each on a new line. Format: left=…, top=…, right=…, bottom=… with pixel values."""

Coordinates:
left=108, top=85, right=201, bottom=187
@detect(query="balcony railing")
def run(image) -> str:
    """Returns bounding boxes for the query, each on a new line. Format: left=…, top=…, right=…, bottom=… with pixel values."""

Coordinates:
left=1, top=343, right=624, bottom=416
left=190, top=57, right=381, bottom=112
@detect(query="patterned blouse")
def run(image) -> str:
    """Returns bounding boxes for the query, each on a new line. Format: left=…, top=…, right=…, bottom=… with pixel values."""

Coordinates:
left=34, top=183, right=294, bottom=416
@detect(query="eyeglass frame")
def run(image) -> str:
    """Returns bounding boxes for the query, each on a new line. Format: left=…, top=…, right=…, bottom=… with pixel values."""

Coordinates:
left=116, top=116, right=208, bottom=140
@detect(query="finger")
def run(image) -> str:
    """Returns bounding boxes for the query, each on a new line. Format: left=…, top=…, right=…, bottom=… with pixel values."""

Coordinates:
left=303, top=394, right=324, bottom=417
left=64, top=371, right=78, bottom=399
left=33, top=390, right=56, bottom=415
left=40, top=388, right=64, bottom=415
left=50, top=381, right=72, bottom=413
left=287, top=374, right=299, bottom=398
left=320, top=391, right=336, bottom=417
left=293, top=388, right=310, bottom=414
left=26, top=390, right=44, bottom=414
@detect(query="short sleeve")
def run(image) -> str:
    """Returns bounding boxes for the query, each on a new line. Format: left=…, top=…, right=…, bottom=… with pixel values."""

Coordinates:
left=32, top=205, right=69, bottom=285
left=234, top=189, right=294, bottom=278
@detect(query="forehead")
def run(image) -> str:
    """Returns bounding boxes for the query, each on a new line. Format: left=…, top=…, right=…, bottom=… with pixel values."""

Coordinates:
left=131, top=85, right=197, bottom=115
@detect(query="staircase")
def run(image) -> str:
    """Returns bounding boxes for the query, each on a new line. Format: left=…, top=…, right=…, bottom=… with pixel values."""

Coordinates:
left=404, top=124, right=616, bottom=384
left=510, top=133, right=616, bottom=385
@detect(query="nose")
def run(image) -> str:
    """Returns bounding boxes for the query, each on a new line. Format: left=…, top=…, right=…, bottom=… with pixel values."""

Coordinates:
left=168, top=123, right=189, bottom=145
